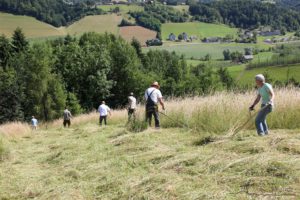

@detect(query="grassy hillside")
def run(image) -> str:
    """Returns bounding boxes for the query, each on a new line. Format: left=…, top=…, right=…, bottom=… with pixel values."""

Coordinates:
left=0, top=12, right=65, bottom=38
left=0, top=89, right=300, bottom=199
left=161, top=22, right=238, bottom=40
left=66, top=14, right=122, bottom=36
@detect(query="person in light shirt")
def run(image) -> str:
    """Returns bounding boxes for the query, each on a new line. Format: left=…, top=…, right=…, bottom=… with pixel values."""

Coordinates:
left=249, top=74, right=275, bottom=136
left=31, top=116, right=38, bottom=130
left=145, top=81, right=165, bottom=128
left=127, top=92, right=137, bottom=121
left=98, top=101, right=111, bottom=126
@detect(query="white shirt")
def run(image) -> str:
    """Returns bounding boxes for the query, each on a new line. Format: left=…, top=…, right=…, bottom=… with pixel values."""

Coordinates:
left=145, top=87, right=163, bottom=104
left=31, top=118, right=38, bottom=126
left=98, top=104, right=110, bottom=116
left=128, top=96, right=137, bottom=109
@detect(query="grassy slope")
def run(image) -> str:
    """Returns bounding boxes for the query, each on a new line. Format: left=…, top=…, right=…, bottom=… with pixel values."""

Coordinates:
left=161, top=22, right=238, bottom=40
left=66, top=14, right=122, bottom=36
left=0, top=12, right=66, bottom=38
left=0, top=12, right=123, bottom=38
left=0, top=123, right=299, bottom=199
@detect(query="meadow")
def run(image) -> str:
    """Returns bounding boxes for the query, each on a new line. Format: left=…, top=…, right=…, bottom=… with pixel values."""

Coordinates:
left=146, top=43, right=267, bottom=60
left=0, top=12, right=65, bottom=38
left=161, top=22, right=238, bottom=40
left=66, top=14, right=122, bottom=36
left=0, top=88, right=299, bottom=199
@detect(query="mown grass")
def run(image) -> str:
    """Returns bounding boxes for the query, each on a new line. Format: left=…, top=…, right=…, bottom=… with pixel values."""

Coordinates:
left=0, top=124, right=299, bottom=199
left=161, top=22, right=238, bottom=40
left=0, top=88, right=300, bottom=199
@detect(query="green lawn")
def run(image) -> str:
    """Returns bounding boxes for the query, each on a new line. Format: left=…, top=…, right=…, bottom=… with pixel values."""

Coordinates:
left=98, top=4, right=144, bottom=13
left=162, top=22, right=238, bottom=40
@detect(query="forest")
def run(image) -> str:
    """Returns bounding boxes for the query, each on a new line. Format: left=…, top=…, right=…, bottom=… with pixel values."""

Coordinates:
left=189, top=0, right=300, bottom=31
left=0, top=29, right=234, bottom=124
left=0, top=0, right=101, bottom=27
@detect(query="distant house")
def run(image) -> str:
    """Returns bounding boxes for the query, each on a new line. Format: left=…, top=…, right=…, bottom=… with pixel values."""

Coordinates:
left=182, top=32, right=188, bottom=41
left=243, top=55, right=254, bottom=61
left=168, top=33, right=176, bottom=41
left=203, top=37, right=221, bottom=43
left=260, top=30, right=281, bottom=36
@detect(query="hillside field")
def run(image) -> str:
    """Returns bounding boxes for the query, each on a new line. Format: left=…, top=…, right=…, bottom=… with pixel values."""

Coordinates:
left=66, top=14, right=122, bottom=36
left=0, top=12, right=65, bottom=38
left=119, top=26, right=157, bottom=46
left=1, top=89, right=300, bottom=199
left=161, top=22, right=238, bottom=40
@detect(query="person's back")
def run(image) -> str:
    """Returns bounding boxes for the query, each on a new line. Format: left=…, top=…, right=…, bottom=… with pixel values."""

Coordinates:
left=98, top=101, right=111, bottom=126
left=99, top=104, right=110, bottom=116
left=128, top=96, right=137, bottom=110
left=64, top=109, right=72, bottom=120
left=63, top=109, right=72, bottom=128
left=31, top=117, right=38, bottom=130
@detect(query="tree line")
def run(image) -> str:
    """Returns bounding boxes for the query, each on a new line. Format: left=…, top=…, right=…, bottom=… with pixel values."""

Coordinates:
left=189, top=0, right=300, bottom=31
left=130, top=4, right=188, bottom=32
left=0, top=29, right=234, bottom=124
left=0, top=0, right=102, bottom=27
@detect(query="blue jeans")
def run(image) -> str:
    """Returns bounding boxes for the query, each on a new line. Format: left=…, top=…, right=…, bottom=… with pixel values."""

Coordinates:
left=255, top=104, right=272, bottom=136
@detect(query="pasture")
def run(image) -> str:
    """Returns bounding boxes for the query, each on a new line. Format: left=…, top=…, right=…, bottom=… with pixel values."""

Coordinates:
left=0, top=12, right=65, bottom=38
left=146, top=43, right=266, bottom=60
left=161, top=22, right=238, bottom=40
left=66, top=14, right=122, bottom=36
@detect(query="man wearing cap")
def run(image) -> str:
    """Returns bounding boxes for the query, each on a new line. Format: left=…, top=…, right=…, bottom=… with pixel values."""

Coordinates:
left=128, top=92, right=137, bottom=121
left=249, top=74, right=275, bottom=136
left=145, top=82, right=165, bottom=128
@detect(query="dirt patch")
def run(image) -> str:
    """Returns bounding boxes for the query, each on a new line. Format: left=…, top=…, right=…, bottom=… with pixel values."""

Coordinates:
left=119, top=26, right=157, bottom=46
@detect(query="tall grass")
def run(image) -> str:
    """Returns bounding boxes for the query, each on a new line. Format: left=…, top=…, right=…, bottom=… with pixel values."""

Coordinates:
left=1, top=88, right=299, bottom=136
left=159, top=87, right=300, bottom=134
left=0, top=122, right=31, bottom=138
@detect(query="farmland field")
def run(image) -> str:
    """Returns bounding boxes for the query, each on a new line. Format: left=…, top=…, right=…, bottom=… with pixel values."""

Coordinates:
left=233, top=64, right=300, bottom=85
left=98, top=4, right=144, bottom=13
left=0, top=12, right=65, bottom=38
left=170, top=5, right=190, bottom=12
left=67, top=14, right=122, bottom=36
left=146, top=43, right=267, bottom=60
left=161, top=22, right=238, bottom=40
left=119, top=26, right=157, bottom=46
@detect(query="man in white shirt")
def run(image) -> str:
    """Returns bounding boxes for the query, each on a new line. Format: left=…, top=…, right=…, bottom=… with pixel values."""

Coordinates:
left=31, top=116, right=38, bottom=130
left=98, top=101, right=111, bottom=126
left=145, top=81, right=165, bottom=128
left=128, top=92, right=137, bottom=120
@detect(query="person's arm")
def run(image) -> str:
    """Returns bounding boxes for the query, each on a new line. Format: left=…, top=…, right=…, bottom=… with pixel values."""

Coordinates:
left=268, top=88, right=275, bottom=105
left=158, top=97, right=165, bottom=110
left=250, top=94, right=261, bottom=110
left=107, top=107, right=112, bottom=116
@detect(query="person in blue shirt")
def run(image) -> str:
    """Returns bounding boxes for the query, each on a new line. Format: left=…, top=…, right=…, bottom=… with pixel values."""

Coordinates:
left=249, top=74, right=275, bottom=136
left=31, top=116, right=38, bottom=130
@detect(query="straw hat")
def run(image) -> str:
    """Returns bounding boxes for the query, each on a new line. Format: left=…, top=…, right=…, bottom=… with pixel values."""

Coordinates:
left=151, top=81, right=160, bottom=88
